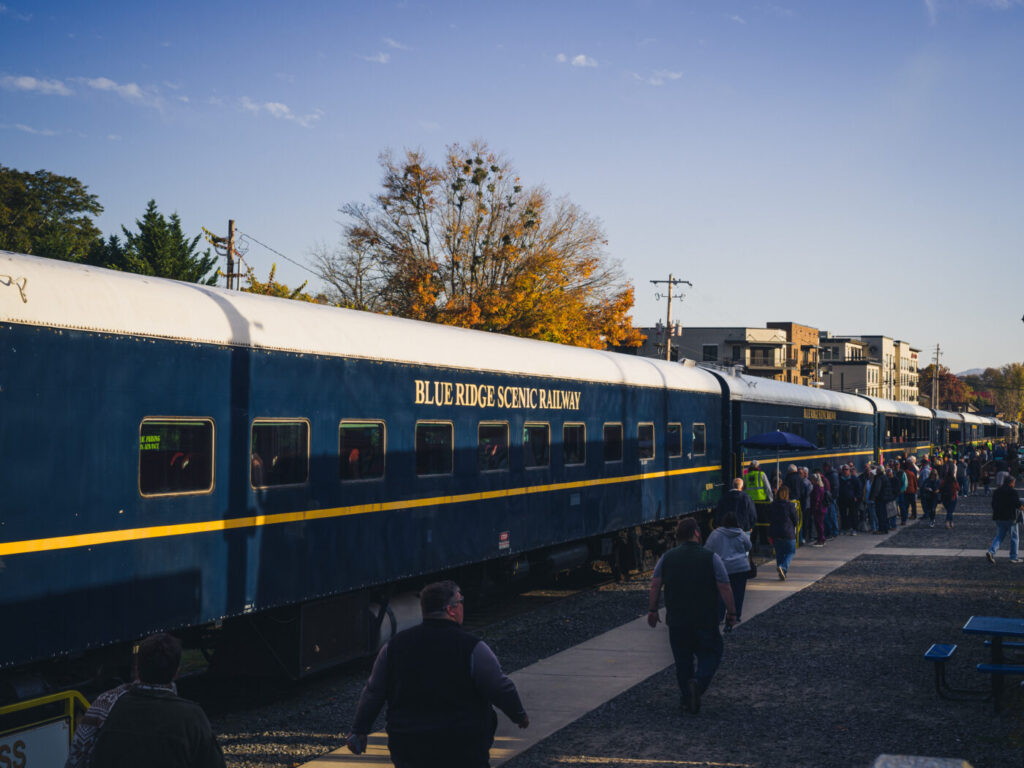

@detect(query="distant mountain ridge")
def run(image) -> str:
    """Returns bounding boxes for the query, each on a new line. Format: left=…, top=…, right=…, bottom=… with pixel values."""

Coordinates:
left=956, top=368, right=985, bottom=377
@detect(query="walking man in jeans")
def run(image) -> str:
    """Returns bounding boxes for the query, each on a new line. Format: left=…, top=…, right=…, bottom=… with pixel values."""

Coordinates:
left=987, top=476, right=1023, bottom=563
left=647, top=518, right=736, bottom=714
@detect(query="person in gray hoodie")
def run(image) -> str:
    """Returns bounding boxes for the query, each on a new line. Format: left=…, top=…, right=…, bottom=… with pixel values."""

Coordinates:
left=704, top=512, right=753, bottom=622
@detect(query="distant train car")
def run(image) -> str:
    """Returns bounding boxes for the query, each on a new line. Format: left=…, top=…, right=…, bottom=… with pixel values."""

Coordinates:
left=962, top=412, right=986, bottom=447
left=0, top=251, right=725, bottom=689
left=861, top=397, right=932, bottom=462
left=931, top=409, right=963, bottom=450
left=712, top=372, right=875, bottom=480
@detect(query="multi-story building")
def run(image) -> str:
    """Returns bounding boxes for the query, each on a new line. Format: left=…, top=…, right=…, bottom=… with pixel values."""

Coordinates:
left=819, top=334, right=880, bottom=396
left=635, top=325, right=791, bottom=378
left=765, top=322, right=821, bottom=387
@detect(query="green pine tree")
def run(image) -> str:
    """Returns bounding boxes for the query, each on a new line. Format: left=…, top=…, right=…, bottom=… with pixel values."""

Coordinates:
left=104, top=200, right=218, bottom=284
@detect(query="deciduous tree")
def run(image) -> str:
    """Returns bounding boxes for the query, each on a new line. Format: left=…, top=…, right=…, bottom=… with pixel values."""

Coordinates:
left=0, top=165, right=103, bottom=261
left=919, top=364, right=974, bottom=410
left=315, top=142, right=644, bottom=348
left=242, top=263, right=328, bottom=303
left=980, top=364, right=1024, bottom=420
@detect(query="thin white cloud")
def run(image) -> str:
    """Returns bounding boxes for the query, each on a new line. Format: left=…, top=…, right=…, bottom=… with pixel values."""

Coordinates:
left=383, top=37, right=408, bottom=49
left=924, top=0, right=938, bottom=24
left=555, top=53, right=567, bottom=63
left=358, top=52, right=390, bottom=64
left=0, top=4, right=32, bottom=21
left=571, top=54, right=597, bottom=68
left=1, top=75, right=73, bottom=95
left=107, top=134, right=122, bottom=141
left=80, top=76, right=146, bottom=101
left=632, top=70, right=683, bottom=86
left=4, top=123, right=60, bottom=136
left=730, top=14, right=747, bottom=23
left=177, top=95, right=189, bottom=103
left=240, top=96, right=322, bottom=128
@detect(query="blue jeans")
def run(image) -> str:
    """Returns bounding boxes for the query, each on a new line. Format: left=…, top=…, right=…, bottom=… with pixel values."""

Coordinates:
left=668, top=624, right=723, bottom=695
left=774, top=538, right=796, bottom=573
left=943, top=497, right=957, bottom=522
left=826, top=501, right=840, bottom=536
left=898, top=493, right=909, bottom=523
left=718, top=571, right=748, bottom=621
left=875, top=499, right=890, bottom=532
left=989, top=521, right=1019, bottom=560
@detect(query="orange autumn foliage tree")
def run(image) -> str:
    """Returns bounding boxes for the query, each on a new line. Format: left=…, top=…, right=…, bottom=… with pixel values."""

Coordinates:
left=317, top=142, right=644, bottom=349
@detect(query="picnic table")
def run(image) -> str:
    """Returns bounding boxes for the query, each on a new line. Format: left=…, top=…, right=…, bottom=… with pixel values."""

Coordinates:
left=962, top=615, right=1024, bottom=711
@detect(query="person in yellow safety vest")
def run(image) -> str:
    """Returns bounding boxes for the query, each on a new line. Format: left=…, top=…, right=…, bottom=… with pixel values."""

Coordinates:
left=744, top=460, right=773, bottom=551
left=744, top=460, right=774, bottom=503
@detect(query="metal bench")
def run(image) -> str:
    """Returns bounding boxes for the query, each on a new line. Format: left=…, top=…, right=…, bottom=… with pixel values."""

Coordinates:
left=925, top=644, right=987, bottom=701
left=976, top=663, right=1024, bottom=712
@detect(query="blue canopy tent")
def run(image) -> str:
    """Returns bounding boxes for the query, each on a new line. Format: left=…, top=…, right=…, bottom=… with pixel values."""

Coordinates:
left=738, top=430, right=818, bottom=491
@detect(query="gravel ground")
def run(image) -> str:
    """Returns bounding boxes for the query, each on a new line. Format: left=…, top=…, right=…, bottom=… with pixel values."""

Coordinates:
left=505, top=494, right=1024, bottom=768
left=208, top=493, right=1023, bottom=768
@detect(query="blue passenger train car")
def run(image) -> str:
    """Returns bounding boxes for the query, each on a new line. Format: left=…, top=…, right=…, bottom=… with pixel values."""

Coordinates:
left=0, top=251, right=724, bottom=686
left=714, top=373, right=875, bottom=480
left=863, top=397, right=932, bottom=462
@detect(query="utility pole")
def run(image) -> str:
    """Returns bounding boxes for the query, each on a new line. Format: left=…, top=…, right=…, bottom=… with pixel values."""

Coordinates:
left=932, top=344, right=941, bottom=409
left=204, top=220, right=242, bottom=290
left=650, top=274, right=692, bottom=362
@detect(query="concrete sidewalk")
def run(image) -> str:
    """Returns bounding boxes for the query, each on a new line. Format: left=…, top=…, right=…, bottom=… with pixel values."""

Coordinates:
left=303, top=527, right=957, bottom=767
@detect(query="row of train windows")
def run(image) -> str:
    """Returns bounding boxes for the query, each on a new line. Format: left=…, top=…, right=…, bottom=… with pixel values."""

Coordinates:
left=777, top=421, right=868, bottom=449
left=138, top=418, right=708, bottom=497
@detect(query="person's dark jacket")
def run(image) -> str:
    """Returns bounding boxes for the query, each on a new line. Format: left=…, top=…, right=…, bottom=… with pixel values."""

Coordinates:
left=838, top=474, right=860, bottom=502
left=783, top=472, right=802, bottom=506
left=766, top=499, right=798, bottom=541
left=713, top=489, right=758, bottom=531
left=879, top=474, right=898, bottom=504
left=865, top=473, right=881, bottom=502
left=825, top=469, right=839, bottom=501
left=991, top=483, right=1021, bottom=522
left=940, top=473, right=960, bottom=503
left=91, top=687, right=225, bottom=768
left=351, top=619, right=526, bottom=744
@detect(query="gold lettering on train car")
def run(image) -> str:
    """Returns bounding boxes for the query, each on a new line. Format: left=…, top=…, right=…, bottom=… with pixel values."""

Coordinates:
left=802, top=408, right=836, bottom=420
left=415, top=379, right=581, bottom=410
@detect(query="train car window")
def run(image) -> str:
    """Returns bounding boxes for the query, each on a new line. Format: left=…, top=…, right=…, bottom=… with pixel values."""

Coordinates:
left=478, top=423, right=509, bottom=471
left=692, top=423, right=706, bottom=456
left=790, top=422, right=803, bottom=438
left=339, top=421, right=385, bottom=481
left=416, top=422, right=453, bottom=475
left=832, top=424, right=842, bottom=447
left=843, top=425, right=852, bottom=447
left=741, top=419, right=749, bottom=440
left=603, top=423, right=623, bottom=462
left=816, top=424, right=827, bottom=449
left=523, top=423, right=550, bottom=468
left=638, top=423, right=655, bottom=461
left=667, top=423, right=683, bottom=458
left=777, top=421, right=789, bottom=433
left=251, top=420, right=309, bottom=487
left=139, top=418, right=214, bottom=496
left=563, top=423, right=586, bottom=466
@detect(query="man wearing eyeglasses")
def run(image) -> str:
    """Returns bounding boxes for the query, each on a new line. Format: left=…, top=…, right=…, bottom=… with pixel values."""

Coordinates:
left=347, top=580, right=528, bottom=767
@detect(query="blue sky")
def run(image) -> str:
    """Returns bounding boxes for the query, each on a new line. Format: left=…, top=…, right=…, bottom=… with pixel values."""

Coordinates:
left=3, top=0, right=1022, bottom=373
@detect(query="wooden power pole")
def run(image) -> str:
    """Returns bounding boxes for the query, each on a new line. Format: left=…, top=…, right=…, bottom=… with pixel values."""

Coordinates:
left=650, top=274, right=692, bottom=361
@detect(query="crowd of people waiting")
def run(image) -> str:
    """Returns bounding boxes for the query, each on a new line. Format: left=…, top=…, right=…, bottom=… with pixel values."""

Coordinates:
left=712, top=442, right=1024, bottom=586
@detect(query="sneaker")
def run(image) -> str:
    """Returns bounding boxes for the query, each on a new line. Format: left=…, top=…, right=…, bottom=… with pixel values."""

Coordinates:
left=687, top=679, right=701, bottom=714
left=850, top=531, right=857, bottom=536
left=929, top=522, right=935, bottom=528
left=812, top=542, right=824, bottom=547
left=1010, top=559, right=1022, bottom=564
left=986, top=552, right=996, bottom=564
left=777, top=565, right=786, bottom=580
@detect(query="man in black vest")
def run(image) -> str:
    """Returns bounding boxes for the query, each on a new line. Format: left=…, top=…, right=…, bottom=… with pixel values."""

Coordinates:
left=647, top=518, right=736, bottom=714
left=347, top=581, right=528, bottom=767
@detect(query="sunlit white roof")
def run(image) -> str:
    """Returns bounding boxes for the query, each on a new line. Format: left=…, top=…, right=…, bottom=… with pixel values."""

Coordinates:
left=962, top=413, right=986, bottom=425
left=0, top=251, right=722, bottom=394
left=931, top=409, right=963, bottom=423
left=715, top=371, right=873, bottom=415
left=860, top=396, right=932, bottom=418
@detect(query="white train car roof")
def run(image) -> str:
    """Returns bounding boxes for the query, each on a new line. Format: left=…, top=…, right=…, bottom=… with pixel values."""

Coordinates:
left=713, top=370, right=873, bottom=415
left=931, top=409, right=964, bottom=423
left=859, top=395, right=932, bottom=419
left=962, top=413, right=986, bottom=425
left=0, top=251, right=721, bottom=394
